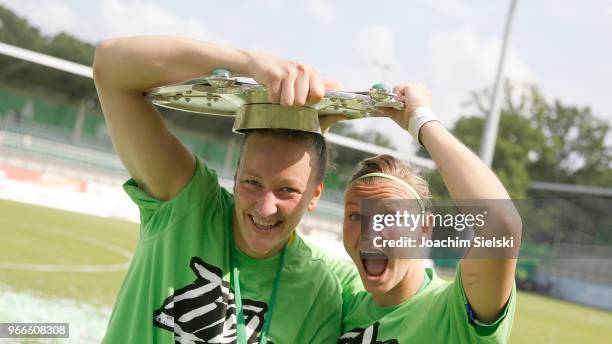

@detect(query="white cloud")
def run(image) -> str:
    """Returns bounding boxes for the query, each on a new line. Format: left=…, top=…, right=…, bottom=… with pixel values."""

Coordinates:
left=0, top=0, right=218, bottom=43
left=305, top=0, right=336, bottom=24
left=426, top=26, right=534, bottom=123
left=259, top=0, right=281, bottom=10
left=98, top=0, right=214, bottom=42
left=416, top=0, right=484, bottom=21
left=354, top=24, right=401, bottom=79
left=0, top=0, right=77, bottom=35
left=429, top=26, right=533, bottom=88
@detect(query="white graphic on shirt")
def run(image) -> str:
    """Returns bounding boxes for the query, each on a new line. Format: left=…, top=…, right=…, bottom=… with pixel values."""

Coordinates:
left=339, top=322, right=398, bottom=344
left=153, top=257, right=272, bottom=344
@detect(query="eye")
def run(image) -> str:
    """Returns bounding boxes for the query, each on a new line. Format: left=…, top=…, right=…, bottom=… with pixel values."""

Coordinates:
left=348, top=212, right=361, bottom=223
left=243, top=179, right=261, bottom=187
left=280, top=187, right=299, bottom=194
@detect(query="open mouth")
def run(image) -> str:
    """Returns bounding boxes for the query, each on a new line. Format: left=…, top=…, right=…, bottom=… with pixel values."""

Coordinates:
left=249, top=214, right=282, bottom=233
left=360, top=249, right=389, bottom=277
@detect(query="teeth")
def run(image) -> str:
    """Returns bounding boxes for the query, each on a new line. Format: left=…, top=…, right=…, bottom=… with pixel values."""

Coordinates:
left=360, top=249, right=387, bottom=259
left=251, top=216, right=278, bottom=228
left=361, top=249, right=384, bottom=255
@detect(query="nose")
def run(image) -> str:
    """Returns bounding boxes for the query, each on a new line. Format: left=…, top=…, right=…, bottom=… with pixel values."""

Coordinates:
left=255, top=191, right=279, bottom=217
left=358, top=215, right=373, bottom=242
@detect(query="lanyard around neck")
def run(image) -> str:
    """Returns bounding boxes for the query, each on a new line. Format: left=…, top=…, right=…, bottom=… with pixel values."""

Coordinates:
left=228, top=210, right=286, bottom=344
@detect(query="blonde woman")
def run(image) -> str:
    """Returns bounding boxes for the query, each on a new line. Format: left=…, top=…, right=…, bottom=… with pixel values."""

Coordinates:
left=330, top=84, right=521, bottom=343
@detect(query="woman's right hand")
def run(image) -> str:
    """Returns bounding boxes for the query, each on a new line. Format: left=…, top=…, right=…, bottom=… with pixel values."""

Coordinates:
left=246, top=51, right=326, bottom=106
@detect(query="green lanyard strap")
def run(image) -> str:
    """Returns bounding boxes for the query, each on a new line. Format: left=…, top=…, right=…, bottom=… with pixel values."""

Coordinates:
left=228, top=209, right=286, bottom=344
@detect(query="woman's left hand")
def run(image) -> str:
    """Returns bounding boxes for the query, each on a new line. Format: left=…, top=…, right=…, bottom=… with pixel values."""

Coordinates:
left=381, top=83, right=432, bottom=129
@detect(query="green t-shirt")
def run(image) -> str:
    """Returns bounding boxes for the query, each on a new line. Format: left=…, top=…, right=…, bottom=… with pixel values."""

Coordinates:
left=337, top=267, right=516, bottom=344
left=103, top=157, right=343, bottom=343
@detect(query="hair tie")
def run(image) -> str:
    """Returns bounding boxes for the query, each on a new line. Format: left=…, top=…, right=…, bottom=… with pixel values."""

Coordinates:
left=350, top=172, right=425, bottom=211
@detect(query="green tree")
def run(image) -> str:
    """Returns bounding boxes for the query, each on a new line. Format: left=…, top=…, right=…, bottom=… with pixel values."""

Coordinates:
left=425, top=81, right=612, bottom=199
left=0, top=5, right=45, bottom=50
left=529, top=100, right=612, bottom=186
left=0, top=4, right=97, bottom=102
left=423, top=81, right=612, bottom=245
left=425, top=82, right=543, bottom=198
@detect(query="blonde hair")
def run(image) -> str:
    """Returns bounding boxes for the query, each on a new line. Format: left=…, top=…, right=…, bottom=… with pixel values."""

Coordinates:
left=347, top=154, right=432, bottom=209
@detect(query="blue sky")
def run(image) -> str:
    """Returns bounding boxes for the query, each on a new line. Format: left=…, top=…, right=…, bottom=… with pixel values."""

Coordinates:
left=1, top=0, right=611, bottom=150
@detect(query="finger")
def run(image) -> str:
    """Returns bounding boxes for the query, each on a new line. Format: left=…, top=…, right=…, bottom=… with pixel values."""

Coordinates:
left=306, top=73, right=325, bottom=105
left=269, top=77, right=282, bottom=103
left=379, top=107, right=399, bottom=118
left=280, top=72, right=297, bottom=106
left=294, top=72, right=310, bottom=106
left=324, top=80, right=343, bottom=91
left=393, top=85, right=408, bottom=98
left=392, top=84, right=416, bottom=112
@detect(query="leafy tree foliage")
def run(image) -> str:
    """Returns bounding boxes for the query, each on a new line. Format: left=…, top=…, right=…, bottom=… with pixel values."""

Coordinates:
left=425, top=81, right=612, bottom=200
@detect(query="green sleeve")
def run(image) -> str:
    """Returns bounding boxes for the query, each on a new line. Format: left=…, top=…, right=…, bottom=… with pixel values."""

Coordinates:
left=327, top=257, right=364, bottom=317
left=122, top=155, right=222, bottom=237
left=456, top=268, right=517, bottom=338
left=429, top=268, right=516, bottom=343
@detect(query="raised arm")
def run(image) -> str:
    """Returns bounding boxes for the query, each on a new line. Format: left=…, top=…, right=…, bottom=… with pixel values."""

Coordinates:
left=93, top=35, right=325, bottom=200
left=388, top=84, right=522, bottom=324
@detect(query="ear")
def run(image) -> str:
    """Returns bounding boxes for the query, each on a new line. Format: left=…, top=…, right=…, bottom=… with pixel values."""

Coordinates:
left=233, top=171, right=238, bottom=193
left=307, top=181, right=324, bottom=211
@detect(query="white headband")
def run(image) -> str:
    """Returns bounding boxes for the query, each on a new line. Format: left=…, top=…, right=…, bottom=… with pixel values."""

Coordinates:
left=350, top=172, right=425, bottom=212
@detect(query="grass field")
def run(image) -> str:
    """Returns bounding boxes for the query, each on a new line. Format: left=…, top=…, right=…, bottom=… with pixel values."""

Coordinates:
left=0, top=199, right=138, bottom=307
left=1, top=198, right=612, bottom=343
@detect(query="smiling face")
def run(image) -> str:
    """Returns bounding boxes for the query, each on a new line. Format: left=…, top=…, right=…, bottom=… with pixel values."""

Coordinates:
left=344, top=181, right=428, bottom=304
left=233, top=132, right=323, bottom=259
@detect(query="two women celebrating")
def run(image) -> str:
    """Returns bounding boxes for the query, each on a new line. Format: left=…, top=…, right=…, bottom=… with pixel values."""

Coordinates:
left=95, top=35, right=519, bottom=343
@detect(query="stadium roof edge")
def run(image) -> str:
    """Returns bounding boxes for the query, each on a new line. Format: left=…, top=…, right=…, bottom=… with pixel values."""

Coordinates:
left=325, top=132, right=436, bottom=170
left=0, top=41, right=93, bottom=78
left=529, top=181, right=612, bottom=196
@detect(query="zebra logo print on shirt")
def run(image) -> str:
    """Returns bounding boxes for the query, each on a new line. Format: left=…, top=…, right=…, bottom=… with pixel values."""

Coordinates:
left=339, top=322, right=398, bottom=344
left=153, top=257, right=272, bottom=343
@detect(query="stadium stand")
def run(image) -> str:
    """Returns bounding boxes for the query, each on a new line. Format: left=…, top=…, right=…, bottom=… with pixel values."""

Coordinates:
left=0, top=85, right=345, bottom=234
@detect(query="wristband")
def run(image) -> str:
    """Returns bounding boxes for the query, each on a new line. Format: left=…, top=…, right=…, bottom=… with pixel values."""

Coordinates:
left=407, top=106, right=440, bottom=146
